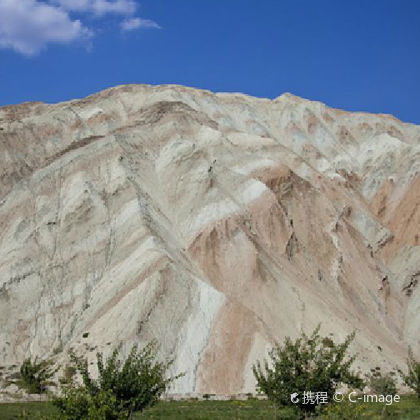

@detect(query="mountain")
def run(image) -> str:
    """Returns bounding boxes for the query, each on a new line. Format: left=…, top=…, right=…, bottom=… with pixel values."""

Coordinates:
left=0, top=84, right=419, bottom=395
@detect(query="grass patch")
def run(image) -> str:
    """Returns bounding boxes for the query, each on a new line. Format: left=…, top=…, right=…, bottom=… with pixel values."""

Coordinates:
left=0, top=395, right=418, bottom=419
left=136, top=399, right=298, bottom=419
left=0, top=401, right=58, bottom=419
left=362, top=394, right=420, bottom=419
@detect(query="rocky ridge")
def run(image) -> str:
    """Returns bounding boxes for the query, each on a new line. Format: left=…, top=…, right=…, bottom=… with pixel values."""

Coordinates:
left=0, top=84, right=419, bottom=395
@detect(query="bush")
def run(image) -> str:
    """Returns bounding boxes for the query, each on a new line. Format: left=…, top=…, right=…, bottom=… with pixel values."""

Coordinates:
left=401, top=348, right=420, bottom=398
left=366, top=369, right=397, bottom=395
left=59, top=365, right=77, bottom=385
left=53, top=387, right=125, bottom=420
left=317, top=398, right=368, bottom=419
left=18, top=358, right=56, bottom=394
left=54, top=341, right=182, bottom=419
left=252, top=325, right=364, bottom=414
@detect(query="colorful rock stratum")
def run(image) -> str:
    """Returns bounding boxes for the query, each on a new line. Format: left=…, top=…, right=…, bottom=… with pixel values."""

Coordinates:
left=0, top=85, right=419, bottom=395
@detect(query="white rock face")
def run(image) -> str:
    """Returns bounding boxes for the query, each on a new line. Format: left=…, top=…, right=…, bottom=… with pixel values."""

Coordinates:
left=0, top=85, right=419, bottom=394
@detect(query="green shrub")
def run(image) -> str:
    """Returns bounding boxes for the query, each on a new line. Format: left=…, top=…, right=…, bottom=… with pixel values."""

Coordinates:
left=366, top=369, right=397, bottom=395
left=18, top=358, right=56, bottom=394
left=54, top=341, right=182, bottom=419
left=53, top=387, right=125, bottom=420
left=252, top=325, right=364, bottom=414
left=59, top=365, right=77, bottom=385
left=401, top=348, right=420, bottom=398
left=317, top=398, right=368, bottom=419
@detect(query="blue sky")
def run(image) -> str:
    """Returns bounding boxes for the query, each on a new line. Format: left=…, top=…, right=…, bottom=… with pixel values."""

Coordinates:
left=1, top=0, right=419, bottom=124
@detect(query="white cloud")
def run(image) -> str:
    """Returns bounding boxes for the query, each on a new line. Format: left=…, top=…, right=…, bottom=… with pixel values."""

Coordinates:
left=0, top=0, right=92, bottom=55
left=0, top=0, right=159, bottom=56
left=121, top=17, right=160, bottom=31
left=52, top=0, right=136, bottom=16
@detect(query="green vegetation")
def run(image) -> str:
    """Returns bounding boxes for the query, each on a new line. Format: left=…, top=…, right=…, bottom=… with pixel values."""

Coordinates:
left=316, top=398, right=368, bottom=419
left=1, top=395, right=420, bottom=420
left=366, top=368, right=397, bottom=396
left=58, top=365, right=76, bottom=385
left=252, top=325, right=364, bottom=414
left=2, top=332, right=419, bottom=419
left=52, top=387, right=124, bottom=420
left=316, top=394, right=420, bottom=419
left=401, top=348, right=420, bottom=398
left=17, top=358, right=56, bottom=394
left=52, top=342, right=181, bottom=419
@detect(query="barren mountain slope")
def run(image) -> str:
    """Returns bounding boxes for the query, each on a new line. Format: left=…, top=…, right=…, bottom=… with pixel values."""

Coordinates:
left=0, top=84, right=419, bottom=394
